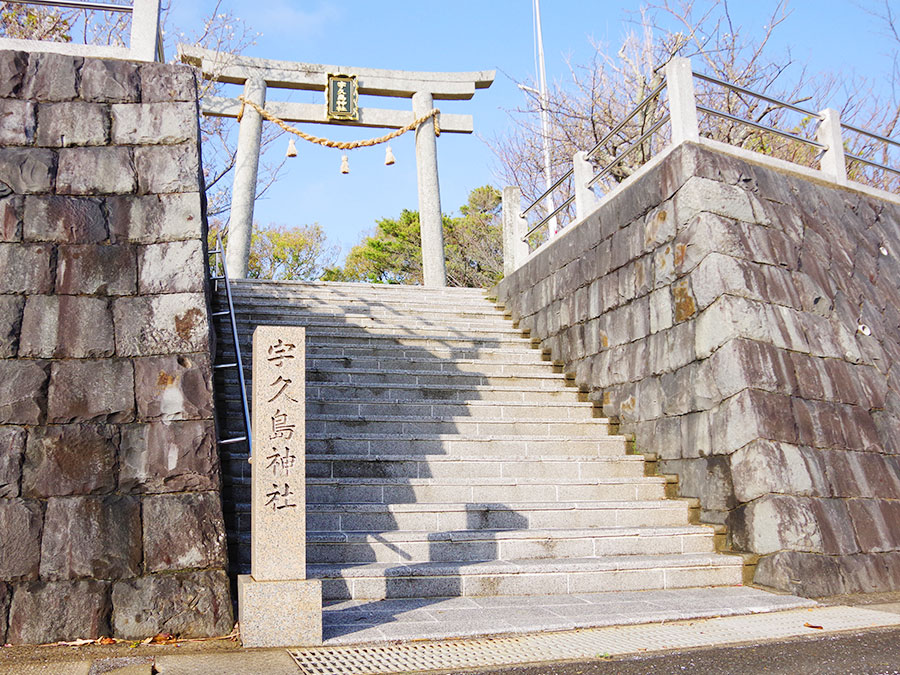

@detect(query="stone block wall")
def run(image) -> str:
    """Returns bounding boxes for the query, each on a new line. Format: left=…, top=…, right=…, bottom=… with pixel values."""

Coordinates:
left=0, top=50, right=232, bottom=643
left=495, top=142, right=900, bottom=597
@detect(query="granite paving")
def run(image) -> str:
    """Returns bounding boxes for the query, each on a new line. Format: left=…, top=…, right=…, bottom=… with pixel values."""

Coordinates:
left=321, top=586, right=815, bottom=644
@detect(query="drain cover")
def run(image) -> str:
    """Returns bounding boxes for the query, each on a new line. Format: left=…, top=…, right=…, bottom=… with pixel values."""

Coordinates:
left=289, top=606, right=900, bottom=675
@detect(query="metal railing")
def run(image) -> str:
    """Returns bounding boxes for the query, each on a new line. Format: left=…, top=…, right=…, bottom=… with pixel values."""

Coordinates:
left=0, top=0, right=162, bottom=61
left=521, top=78, right=669, bottom=239
left=503, top=55, right=900, bottom=272
left=209, top=231, right=252, bottom=457
left=842, top=123, right=900, bottom=178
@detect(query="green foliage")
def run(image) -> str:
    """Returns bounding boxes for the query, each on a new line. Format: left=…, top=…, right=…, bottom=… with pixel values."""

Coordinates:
left=211, top=223, right=338, bottom=281
left=444, top=185, right=503, bottom=288
left=323, top=209, right=424, bottom=284
left=324, top=186, right=504, bottom=288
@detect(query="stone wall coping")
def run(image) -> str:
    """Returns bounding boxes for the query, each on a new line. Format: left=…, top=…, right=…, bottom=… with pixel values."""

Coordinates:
left=516, top=137, right=900, bottom=278
left=697, top=137, right=900, bottom=208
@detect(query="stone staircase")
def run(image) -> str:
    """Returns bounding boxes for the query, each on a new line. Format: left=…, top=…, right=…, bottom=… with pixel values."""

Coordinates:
left=212, top=280, right=743, bottom=604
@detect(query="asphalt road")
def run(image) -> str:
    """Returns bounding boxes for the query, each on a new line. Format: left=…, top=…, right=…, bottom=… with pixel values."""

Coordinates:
left=419, top=627, right=900, bottom=675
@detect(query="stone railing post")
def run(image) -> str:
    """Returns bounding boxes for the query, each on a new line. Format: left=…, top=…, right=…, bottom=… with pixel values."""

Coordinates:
left=226, top=77, right=266, bottom=279
left=665, top=57, right=699, bottom=145
left=573, top=151, right=600, bottom=221
left=817, top=108, right=848, bottom=186
left=239, top=326, right=322, bottom=647
left=130, top=0, right=161, bottom=62
left=502, top=186, right=529, bottom=274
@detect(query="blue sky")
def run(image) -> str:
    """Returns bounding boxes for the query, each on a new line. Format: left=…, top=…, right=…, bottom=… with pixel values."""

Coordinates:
left=165, top=1, right=897, bottom=260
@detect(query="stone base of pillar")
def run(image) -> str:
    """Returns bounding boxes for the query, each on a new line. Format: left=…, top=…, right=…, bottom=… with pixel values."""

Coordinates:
left=238, top=575, right=322, bottom=647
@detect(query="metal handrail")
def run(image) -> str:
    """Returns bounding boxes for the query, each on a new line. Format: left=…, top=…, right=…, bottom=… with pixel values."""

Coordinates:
left=696, top=105, right=825, bottom=150
left=585, top=78, right=668, bottom=160
left=692, top=71, right=822, bottom=119
left=586, top=113, right=670, bottom=189
left=212, top=231, right=253, bottom=457
left=524, top=194, right=575, bottom=239
left=845, top=152, right=900, bottom=176
left=840, top=123, right=900, bottom=150
left=519, top=79, right=668, bottom=223
left=2, top=0, right=133, bottom=11
left=513, top=61, right=900, bottom=255
left=521, top=167, right=573, bottom=218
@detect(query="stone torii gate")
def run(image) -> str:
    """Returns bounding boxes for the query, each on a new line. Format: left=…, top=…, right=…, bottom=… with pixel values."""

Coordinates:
left=179, top=46, right=495, bottom=287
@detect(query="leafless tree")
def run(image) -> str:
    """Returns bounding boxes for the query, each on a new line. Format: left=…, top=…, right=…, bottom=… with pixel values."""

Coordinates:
left=164, top=1, right=286, bottom=229
left=493, top=0, right=900, bottom=243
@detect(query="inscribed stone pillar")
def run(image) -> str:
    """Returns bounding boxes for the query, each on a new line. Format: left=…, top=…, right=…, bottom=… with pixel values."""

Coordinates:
left=412, top=90, right=447, bottom=287
left=239, top=325, right=321, bottom=647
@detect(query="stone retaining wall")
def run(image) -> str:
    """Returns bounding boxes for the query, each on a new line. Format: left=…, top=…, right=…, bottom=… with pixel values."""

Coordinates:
left=0, top=50, right=231, bottom=643
left=495, top=142, right=900, bottom=597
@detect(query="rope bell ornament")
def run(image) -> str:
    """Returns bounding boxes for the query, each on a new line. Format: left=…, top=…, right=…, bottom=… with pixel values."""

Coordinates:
left=384, top=144, right=396, bottom=166
left=286, top=138, right=298, bottom=158
left=340, top=154, right=350, bottom=174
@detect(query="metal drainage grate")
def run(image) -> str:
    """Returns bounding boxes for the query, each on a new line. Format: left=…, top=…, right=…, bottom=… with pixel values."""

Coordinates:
left=289, top=606, right=900, bottom=675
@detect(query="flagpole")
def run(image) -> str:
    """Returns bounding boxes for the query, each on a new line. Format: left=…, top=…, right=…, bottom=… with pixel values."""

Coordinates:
left=533, top=0, right=557, bottom=236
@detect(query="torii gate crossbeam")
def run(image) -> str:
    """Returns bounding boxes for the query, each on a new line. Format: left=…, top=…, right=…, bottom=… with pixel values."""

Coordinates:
left=179, top=45, right=495, bottom=287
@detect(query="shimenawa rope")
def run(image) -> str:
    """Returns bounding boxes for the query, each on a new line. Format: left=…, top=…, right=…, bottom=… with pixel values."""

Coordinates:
left=237, top=95, right=441, bottom=150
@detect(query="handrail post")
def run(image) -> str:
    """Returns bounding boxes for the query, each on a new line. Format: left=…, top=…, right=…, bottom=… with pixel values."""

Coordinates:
left=130, top=0, right=161, bottom=62
left=817, top=108, right=848, bottom=186
left=665, top=57, right=699, bottom=144
left=502, top=186, right=529, bottom=273
left=573, top=151, right=599, bottom=221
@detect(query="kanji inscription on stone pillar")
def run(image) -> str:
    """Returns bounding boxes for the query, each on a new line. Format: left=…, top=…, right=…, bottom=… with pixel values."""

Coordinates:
left=251, top=325, right=306, bottom=581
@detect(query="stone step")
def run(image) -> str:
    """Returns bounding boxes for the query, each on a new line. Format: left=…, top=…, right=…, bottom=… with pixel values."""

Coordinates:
left=303, top=342, right=546, bottom=360
left=301, top=525, right=716, bottom=564
left=301, top=344, right=548, bottom=363
left=223, top=299, right=512, bottom=322
left=225, top=279, right=487, bottom=299
left=308, top=553, right=744, bottom=601
left=226, top=280, right=490, bottom=301
left=222, top=454, right=647, bottom=486
left=226, top=281, right=492, bottom=298
left=217, top=380, right=586, bottom=404
left=219, top=317, right=525, bottom=337
left=221, top=476, right=669, bottom=505
left=219, top=433, right=629, bottom=457
left=224, top=526, right=718, bottom=568
left=217, top=331, right=533, bottom=351
left=302, top=417, right=609, bottom=438
left=223, top=499, right=697, bottom=537
left=216, top=355, right=570, bottom=381
left=220, top=369, right=572, bottom=389
left=303, top=500, right=696, bottom=532
left=303, top=356, right=561, bottom=377
left=295, top=399, right=602, bottom=421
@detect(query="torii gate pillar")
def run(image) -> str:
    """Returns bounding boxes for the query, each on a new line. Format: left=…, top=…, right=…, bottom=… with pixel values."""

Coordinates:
left=226, top=77, right=266, bottom=279
left=412, top=91, right=446, bottom=287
